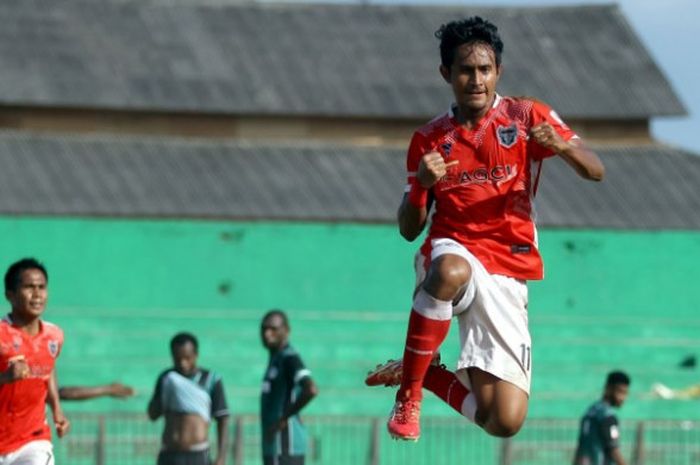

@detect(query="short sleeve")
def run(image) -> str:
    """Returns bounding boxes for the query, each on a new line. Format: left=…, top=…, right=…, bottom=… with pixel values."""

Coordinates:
left=46, top=323, right=64, bottom=358
left=58, top=328, right=65, bottom=357
left=600, top=414, right=620, bottom=451
left=150, top=370, right=169, bottom=406
left=405, top=131, right=431, bottom=194
left=529, top=100, right=579, bottom=161
left=210, top=377, right=229, bottom=418
left=284, top=352, right=311, bottom=385
left=55, top=329, right=64, bottom=358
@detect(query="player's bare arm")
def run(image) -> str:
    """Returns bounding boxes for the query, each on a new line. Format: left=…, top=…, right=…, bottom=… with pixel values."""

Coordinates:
left=610, top=447, right=628, bottom=465
left=60, top=382, right=135, bottom=400
left=213, top=415, right=229, bottom=465
left=268, top=377, right=318, bottom=436
left=530, top=122, right=605, bottom=181
left=48, top=370, right=70, bottom=437
left=397, top=196, right=428, bottom=241
left=398, top=152, right=459, bottom=241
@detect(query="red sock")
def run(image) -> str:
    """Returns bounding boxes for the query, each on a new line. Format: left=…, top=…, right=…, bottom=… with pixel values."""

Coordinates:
left=397, top=310, right=451, bottom=401
left=423, top=364, right=470, bottom=414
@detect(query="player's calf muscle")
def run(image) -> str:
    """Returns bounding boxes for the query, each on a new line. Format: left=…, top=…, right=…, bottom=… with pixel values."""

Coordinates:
left=470, top=370, right=528, bottom=437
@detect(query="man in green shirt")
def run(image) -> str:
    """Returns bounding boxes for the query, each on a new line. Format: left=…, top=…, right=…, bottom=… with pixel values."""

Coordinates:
left=573, top=371, right=631, bottom=465
left=260, top=310, right=318, bottom=465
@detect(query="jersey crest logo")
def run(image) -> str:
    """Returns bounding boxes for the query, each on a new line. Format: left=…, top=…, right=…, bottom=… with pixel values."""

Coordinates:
left=48, top=340, right=59, bottom=358
left=497, top=124, right=518, bottom=148
left=440, top=142, right=453, bottom=157
left=13, top=337, right=21, bottom=351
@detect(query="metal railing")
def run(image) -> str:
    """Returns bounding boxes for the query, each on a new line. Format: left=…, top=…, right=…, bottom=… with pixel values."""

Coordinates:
left=52, top=413, right=700, bottom=465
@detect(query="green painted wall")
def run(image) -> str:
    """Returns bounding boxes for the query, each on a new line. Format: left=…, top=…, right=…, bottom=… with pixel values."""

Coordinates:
left=1, top=217, right=698, bottom=419
left=0, top=218, right=415, bottom=311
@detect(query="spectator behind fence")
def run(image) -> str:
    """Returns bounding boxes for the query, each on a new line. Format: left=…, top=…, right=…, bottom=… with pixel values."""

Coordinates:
left=573, top=371, right=631, bottom=465
left=260, top=310, right=318, bottom=465
left=0, top=257, right=70, bottom=465
left=148, top=332, right=229, bottom=465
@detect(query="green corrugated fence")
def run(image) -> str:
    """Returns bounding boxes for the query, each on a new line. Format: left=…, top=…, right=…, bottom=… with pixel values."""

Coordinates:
left=52, top=413, right=700, bottom=465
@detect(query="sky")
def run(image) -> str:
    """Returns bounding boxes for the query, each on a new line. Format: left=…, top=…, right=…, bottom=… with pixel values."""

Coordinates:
left=371, top=0, right=700, bottom=153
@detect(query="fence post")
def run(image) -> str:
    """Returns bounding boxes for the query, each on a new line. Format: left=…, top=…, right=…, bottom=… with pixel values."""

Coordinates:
left=499, top=437, right=513, bottom=465
left=232, top=416, right=244, bottom=465
left=95, top=415, right=106, bottom=465
left=368, top=417, right=381, bottom=465
left=631, top=421, right=645, bottom=465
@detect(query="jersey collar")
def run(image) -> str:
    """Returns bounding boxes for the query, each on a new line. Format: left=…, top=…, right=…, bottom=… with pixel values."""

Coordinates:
left=448, top=93, right=502, bottom=119
left=448, top=94, right=503, bottom=146
left=4, top=313, right=44, bottom=334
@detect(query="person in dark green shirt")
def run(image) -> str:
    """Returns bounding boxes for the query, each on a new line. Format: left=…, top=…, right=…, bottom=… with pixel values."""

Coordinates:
left=260, top=310, right=318, bottom=465
left=573, top=370, right=631, bottom=465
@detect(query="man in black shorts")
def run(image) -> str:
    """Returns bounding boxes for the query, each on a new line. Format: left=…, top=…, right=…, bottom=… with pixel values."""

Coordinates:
left=148, top=333, right=229, bottom=465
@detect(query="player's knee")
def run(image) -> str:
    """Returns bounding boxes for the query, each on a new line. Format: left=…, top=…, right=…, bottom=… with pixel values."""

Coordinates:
left=431, top=255, right=471, bottom=289
left=485, top=420, right=523, bottom=438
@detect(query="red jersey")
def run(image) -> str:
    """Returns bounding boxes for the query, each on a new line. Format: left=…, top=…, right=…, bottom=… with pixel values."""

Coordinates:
left=406, top=96, right=577, bottom=280
left=0, top=315, right=63, bottom=454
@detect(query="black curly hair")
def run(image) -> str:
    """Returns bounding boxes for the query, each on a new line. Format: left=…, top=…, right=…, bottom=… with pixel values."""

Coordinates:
left=171, top=332, right=198, bottom=353
left=606, top=370, right=631, bottom=387
left=435, top=16, right=504, bottom=69
left=4, top=257, right=48, bottom=293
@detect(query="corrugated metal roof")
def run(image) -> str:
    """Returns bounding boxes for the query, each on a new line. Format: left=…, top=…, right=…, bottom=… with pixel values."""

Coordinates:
left=0, top=1, right=685, bottom=119
left=536, top=145, right=700, bottom=229
left=0, top=131, right=698, bottom=229
left=0, top=131, right=400, bottom=221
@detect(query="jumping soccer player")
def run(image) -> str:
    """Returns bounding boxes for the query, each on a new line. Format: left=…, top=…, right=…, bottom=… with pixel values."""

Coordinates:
left=366, top=17, right=605, bottom=441
left=0, top=258, right=69, bottom=464
left=148, top=332, right=229, bottom=465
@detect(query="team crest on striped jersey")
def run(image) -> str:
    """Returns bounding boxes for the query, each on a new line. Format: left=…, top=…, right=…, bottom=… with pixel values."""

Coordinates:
left=440, top=142, right=453, bottom=157
left=497, top=124, right=518, bottom=148
left=48, top=340, right=59, bottom=357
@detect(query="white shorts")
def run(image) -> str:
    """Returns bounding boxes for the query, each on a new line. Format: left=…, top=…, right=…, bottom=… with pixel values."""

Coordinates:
left=0, top=440, right=54, bottom=465
left=415, top=238, right=532, bottom=395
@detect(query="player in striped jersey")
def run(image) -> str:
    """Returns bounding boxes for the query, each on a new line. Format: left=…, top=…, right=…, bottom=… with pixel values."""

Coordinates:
left=260, top=310, right=318, bottom=465
left=574, top=371, right=631, bottom=465
left=148, top=332, right=229, bottom=465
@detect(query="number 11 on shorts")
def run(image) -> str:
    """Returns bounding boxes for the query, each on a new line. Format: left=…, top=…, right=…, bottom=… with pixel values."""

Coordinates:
left=520, top=344, right=531, bottom=372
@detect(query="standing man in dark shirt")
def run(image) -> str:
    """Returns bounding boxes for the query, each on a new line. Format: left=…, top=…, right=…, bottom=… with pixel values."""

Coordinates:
left=573, top=371, right=631, bottom=465
left=260, top=310, right=318, bottom=465
left=148, top=332, right=229, bottom=465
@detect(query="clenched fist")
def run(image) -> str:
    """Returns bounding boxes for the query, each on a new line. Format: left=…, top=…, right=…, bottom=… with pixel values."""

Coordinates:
left=529, top=122, right=569, bottom=154
left=2, top=355, right=30, bottom=383
left=54, top=410, right=70, bottom=438
left=417, top=151, right=459, bottom=189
